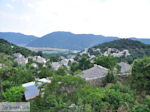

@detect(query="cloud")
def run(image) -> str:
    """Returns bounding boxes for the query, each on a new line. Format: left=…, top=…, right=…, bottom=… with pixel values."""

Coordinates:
left=0, top=0, right=150, bottom=38
left=6, top=4, right=14, bottom=9
left=11, top=0, right=16, bottom=2
left=27, top=3, right=34, bottom=8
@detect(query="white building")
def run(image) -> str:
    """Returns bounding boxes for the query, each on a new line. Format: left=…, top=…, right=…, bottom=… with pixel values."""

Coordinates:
left=22, top=78, right=51, bottom=101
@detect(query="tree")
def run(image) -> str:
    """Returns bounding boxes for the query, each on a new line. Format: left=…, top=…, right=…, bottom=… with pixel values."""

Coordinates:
left=37, top=51, right=43, bottom=57
left=49, top=55, right=60, bottom=62
left=8, top=66, right=34, bottom=86
left=44, top=75, right=86, bottom=96
left=103, top=70, right=116, bottom=85
left=55, top=66, right=68, bottom=76
left=70, top=62, right=80, bottom=73
left=94, top=55, right=117, bottom=70
left=0, top=68, right=11, bottom=99
left=131, top=57, right=150, bottom=93
left=38, top=67, right=54, bottom=78
left=78, top=56, right=93, bottom=70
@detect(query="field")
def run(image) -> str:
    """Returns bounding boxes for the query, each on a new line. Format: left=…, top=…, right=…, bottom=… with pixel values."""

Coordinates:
left=25, top=47, right=80, bottom=55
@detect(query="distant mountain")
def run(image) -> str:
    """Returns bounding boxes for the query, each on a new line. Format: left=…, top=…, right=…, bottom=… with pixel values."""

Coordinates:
left=1, top=31, right=150, bottom=50
left=0, top=32, right=38, bottom=46
left=130, top=37, right=150, bottom=45
left=27, top=31, right=119, bottom=50
left=0, top=38, right=37, bottom=56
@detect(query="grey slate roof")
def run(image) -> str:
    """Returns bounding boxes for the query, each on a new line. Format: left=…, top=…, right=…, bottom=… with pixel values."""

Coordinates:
left=22, top=78, right=51, bottom=101
left=79, top=64, right=108, bottom=81
left=118, top=62, right=130, bottom=73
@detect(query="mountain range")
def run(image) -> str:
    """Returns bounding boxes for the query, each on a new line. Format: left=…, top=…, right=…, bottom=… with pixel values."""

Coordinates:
left=26, top=31, right=119, bottom=50
left=0, top=32, right=38, bottom=46
left=0, top=31, right=150, bottom=50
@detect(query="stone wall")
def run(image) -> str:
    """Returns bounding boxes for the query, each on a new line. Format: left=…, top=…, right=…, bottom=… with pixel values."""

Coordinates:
left=86, top=77, right=105, bottom=86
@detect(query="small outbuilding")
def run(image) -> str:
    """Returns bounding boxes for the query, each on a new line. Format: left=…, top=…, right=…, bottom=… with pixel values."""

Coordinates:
left=22, top=78, right=51, bottom=101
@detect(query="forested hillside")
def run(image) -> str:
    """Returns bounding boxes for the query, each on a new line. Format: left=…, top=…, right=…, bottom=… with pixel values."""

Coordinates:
left=0, top=39, right=37, bottom=56
left=87, top=39, right=150, bottom=63
left=94, top=39, right=150, bottom=50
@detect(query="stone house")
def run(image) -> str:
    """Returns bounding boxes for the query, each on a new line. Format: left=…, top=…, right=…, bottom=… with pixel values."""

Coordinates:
left=79, top=64, right=108, bottom=85
left=118, top=62, right=131, bottom=75
left=14, top=53, right=28, bottom=66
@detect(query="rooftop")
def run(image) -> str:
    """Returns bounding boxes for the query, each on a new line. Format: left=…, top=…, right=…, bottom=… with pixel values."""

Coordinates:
left=22, top=78, right=51, bottom=101
left=118, top=62, right=130, bottom=73
left=79, top=64, right=108, bottom=81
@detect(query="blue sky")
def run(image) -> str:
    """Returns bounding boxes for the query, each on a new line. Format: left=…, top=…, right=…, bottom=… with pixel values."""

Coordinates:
left=0, top=0, right=150, bottom=38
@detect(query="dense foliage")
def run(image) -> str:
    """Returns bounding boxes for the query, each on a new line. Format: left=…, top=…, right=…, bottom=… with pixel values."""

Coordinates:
left=94, top=39, right=150, bottom=51
left=2, top=86, right=25, bottom=102
left=94, top=55, right=117, bottom=70
left=70, top=56, right=93, bottom=74
left=31, top=76, right=136, bottom=112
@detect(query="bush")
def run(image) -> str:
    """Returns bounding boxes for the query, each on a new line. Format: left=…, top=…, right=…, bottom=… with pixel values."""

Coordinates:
left=103, top=88, right=135, bottom=110
left=132, top=104, right=150, bottom=112
left=2, top=86, right=25, bottom=102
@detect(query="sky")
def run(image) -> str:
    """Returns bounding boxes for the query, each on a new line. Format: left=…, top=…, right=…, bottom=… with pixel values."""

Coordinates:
left=0, top=0, right=150, bottom=38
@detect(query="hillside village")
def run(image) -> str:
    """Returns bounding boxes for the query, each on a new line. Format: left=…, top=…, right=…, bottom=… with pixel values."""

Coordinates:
left=0, top=39, right=150, bottom=111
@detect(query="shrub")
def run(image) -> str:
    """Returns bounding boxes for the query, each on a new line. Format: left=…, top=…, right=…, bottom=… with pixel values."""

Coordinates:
left=2, top=86, right=25, bottom=102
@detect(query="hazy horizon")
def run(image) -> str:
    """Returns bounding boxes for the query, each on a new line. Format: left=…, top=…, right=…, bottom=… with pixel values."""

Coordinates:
left=1, top=31, right=150, bottom=39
